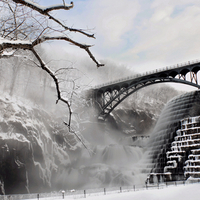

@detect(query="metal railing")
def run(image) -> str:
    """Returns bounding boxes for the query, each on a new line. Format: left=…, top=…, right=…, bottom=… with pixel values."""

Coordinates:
left=94, top=59, right=200, bottom=89
left=1, top=179, right=200, bottom=200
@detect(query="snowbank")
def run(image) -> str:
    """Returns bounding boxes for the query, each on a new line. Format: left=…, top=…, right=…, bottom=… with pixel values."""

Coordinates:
left=74, top=183, right=200, bottom=200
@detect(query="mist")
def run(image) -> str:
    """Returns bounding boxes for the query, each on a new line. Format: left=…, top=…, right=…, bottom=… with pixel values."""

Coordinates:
left=0, top=43, right=183, bottom=193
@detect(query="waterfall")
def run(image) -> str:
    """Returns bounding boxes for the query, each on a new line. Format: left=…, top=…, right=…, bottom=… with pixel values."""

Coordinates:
left=146, top=90, right=200, bottom=183
left=2, top=89, right=199, bottom=193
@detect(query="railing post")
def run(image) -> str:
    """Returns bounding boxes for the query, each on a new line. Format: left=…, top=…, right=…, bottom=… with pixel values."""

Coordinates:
left=120, top=186, right=122, bottom=193
left=62, top=190, right=65, bottom=199
left=104, top=188, right=106, bottom=195
left=37, top=194, right=39, bottom=200
left=84, top=190, right=86, bottom=198
left=62, top=192, right=64, bottom=199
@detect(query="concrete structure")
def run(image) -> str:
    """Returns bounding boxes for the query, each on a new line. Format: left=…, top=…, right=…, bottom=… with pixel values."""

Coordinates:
left=149, top=116, right=200, bottom=183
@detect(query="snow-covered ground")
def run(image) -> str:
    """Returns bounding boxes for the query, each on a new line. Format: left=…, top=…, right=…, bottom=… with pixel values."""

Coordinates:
left=25, top=183, right=200, bottom=200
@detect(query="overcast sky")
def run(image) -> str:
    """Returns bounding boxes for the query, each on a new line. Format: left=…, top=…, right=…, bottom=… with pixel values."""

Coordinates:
left=38, top=0, right=200, bottom=75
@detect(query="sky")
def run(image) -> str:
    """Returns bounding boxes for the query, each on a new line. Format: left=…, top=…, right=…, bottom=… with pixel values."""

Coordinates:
left=37, top=0, right=200, bottom=90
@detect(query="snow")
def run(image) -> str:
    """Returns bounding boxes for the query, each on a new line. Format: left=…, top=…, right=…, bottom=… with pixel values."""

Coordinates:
left=22, top=0, right=72, bottom=11
left=0, top=50, right=15, bottom=56
left=22, top=0, right=46, bottom=10
left=0, top=132, right=30, bottom=144
left=0, top=37, right=31, bottom=44
left=78, top=184, right=200, bottom=200
left=24, top=183, right=200, bottom=200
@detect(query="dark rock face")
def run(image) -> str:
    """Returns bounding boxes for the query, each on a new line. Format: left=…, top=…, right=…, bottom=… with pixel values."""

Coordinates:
left=0, top=95, right=157, bottom=194
left=0, top=97, right=74, bottom=194
left=0, top=137, right=32, bottom=194
left=0, top=96, right=153, bottom=194
left=0, top=85, right=175, bottom=194
left=109, top=109, right=156, bottom=136
left=147, top=90, right=200, bottom=181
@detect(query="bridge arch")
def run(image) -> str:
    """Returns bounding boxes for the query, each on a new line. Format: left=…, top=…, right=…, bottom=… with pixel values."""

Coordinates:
left=93, top=61, right=200, bottom=119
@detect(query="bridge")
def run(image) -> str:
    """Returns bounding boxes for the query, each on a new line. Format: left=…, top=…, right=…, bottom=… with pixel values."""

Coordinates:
left=90, top=60, right=200, bottom=119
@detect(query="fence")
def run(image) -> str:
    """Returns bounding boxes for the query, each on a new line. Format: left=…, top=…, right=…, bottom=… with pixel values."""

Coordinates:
left=0, top=179, right=200, bottom=200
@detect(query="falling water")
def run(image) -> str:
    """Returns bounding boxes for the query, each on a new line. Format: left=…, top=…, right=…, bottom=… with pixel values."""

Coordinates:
left=0, top=95, right=148, bottom=194
left=1, top=87, right=199, bottom=193
left=146, top=90, right=200, bottom=181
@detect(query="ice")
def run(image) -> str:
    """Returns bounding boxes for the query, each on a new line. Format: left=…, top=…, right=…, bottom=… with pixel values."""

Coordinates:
left=147, top=91, right=200, bottom=182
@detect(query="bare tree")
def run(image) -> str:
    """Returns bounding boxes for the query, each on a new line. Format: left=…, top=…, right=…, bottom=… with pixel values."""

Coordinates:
left=0, top=0, right=103, bottom=134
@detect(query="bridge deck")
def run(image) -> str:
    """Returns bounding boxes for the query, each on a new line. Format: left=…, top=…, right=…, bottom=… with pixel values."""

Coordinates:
left=92, top=59, right=200, bottom=118
left=94, top=59, right=200, bottom=90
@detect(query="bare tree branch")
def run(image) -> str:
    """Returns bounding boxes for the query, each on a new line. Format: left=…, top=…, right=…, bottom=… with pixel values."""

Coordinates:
left=4, top=19, right=25, bottom=38
left=0, top=38, right=32, bottom=51
left=62, top=0, right=66, bottom=7
left=30, top=48, right=75, bottom=131
left=0, top=49, right=16, bottom=58
left=12, top=0, right=74, bottom=14
left=63, top=125, right=93, bottom=156
left=0, top=0, right=104, bottom=151
left=11, top=0, right=96, bottom=38
left=33, top=35, right=104, bottom=67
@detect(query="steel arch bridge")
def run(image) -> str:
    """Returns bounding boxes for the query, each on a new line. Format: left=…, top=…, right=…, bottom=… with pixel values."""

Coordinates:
left=92, top=60, right=200, bottom=119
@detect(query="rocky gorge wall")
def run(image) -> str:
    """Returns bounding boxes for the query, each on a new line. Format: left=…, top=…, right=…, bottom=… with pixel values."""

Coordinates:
left=0, top=93, right=158, bottom=194
left=0, top=96, right=77, bottom=194
left=0, top=82, right=181, bottom=194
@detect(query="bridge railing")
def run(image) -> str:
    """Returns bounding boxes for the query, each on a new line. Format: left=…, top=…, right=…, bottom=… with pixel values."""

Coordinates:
left=94, top=59, right=200, bottom=89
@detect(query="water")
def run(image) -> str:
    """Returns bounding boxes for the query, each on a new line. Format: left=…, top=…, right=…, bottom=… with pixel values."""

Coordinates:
left=2, top=89, right=200, bottom=193
left=0, top=95, right=149, bottom=194
left=146, top=90, right=200, bottom=181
